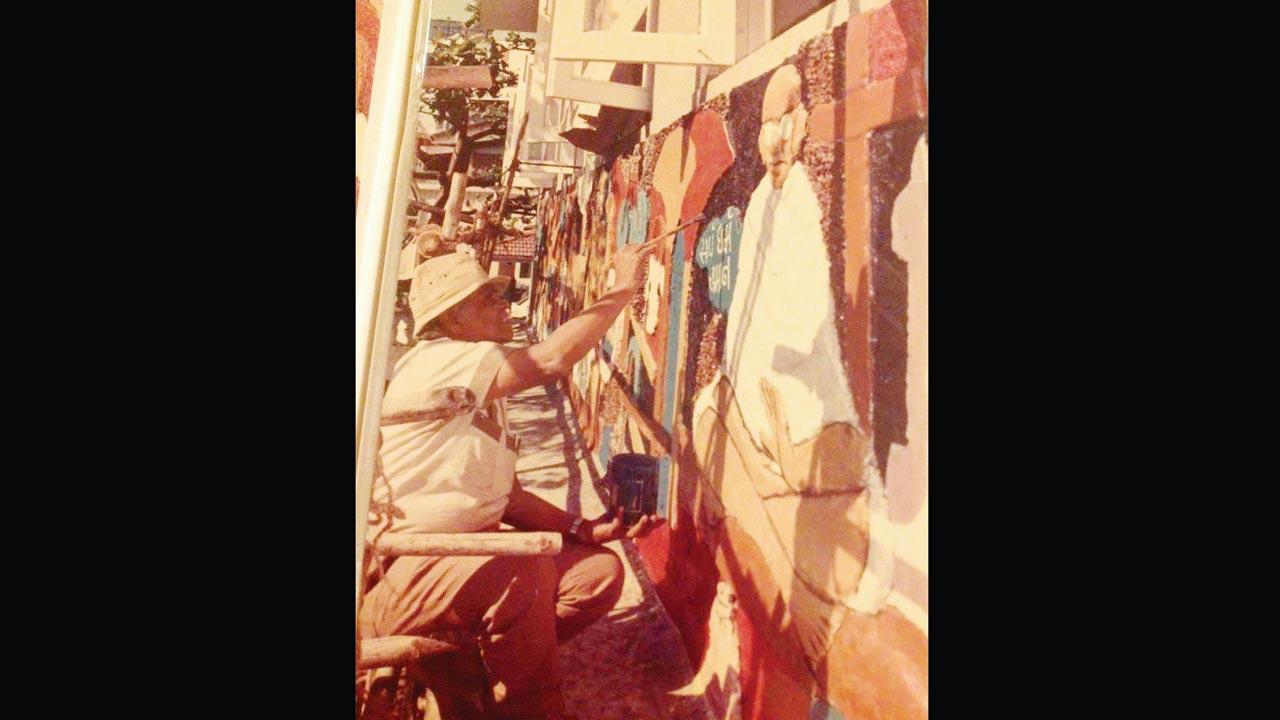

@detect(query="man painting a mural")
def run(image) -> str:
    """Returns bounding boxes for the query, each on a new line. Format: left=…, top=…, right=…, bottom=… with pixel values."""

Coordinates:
left=361, top=240, right=659, bottom=720
left=693, top=63, right=891, bottom=675
left=359, top=2, right=928, bottom=718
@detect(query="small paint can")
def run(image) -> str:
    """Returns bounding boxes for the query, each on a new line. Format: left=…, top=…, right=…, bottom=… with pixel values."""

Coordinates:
left=608, top=453, right=658, bottom=526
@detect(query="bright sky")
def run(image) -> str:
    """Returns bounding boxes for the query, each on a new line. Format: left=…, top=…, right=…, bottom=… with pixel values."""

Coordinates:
left=428, top=0, right=471, bottom=21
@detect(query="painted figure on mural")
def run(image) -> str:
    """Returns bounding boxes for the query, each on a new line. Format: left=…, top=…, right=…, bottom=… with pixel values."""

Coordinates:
left=691, top=64, right=891, bottom=672
left=722, top=63, right=860, bottom=462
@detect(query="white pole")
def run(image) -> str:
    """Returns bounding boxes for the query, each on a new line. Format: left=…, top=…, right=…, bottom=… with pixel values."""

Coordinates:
left=356, top=0, right=435, bottom=625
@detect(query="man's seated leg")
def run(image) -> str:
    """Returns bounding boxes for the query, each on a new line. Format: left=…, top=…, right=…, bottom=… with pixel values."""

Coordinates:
left=359, top=552, right=566, bottom=720
left=553, top=542, right=625, bottom=642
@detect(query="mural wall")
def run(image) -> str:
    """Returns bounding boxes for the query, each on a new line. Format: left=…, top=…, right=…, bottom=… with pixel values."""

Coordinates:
left=529, top=2, right=928, bottom=718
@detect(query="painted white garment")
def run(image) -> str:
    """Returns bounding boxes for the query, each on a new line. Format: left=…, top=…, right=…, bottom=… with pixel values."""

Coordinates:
left=671, top=582, right=742, bottom=719
left=644, top=254, right=665, bottom=335
left=374, top=338, right=516, bottom=536
left=722, top=163, right=859, bottom=448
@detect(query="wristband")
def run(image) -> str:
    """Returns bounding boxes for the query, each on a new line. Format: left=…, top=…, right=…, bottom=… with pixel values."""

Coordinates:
left=568, top=517, right=584, bottom=541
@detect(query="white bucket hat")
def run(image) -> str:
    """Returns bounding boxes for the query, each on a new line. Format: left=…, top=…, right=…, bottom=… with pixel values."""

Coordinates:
left=409, top=251, right=511, bottom=335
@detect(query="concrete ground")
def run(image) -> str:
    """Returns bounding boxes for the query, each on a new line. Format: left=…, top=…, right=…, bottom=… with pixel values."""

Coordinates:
left=506, top=321, right=710, bottom=720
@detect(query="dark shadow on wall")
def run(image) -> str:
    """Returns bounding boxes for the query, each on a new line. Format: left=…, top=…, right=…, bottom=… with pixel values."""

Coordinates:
left=869, top=118, right=926, bottom=472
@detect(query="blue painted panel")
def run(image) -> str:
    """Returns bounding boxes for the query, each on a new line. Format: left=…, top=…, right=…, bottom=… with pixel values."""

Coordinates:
left=657, top=456, right=672, bottom=519
left=655, top=229, right=688, bottom=518
left=661, top=230, right=687, bottom=434
left=629, top=340, right=645, bottom=398
left=617, top=192, right=651, bottom=249
left=598, top=426, right=612, bottom=471
left=693, top=207, right=743, bottom=313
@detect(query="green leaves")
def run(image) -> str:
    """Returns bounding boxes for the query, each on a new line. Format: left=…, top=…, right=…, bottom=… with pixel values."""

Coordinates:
left=421, top=8, right=534, bottom=133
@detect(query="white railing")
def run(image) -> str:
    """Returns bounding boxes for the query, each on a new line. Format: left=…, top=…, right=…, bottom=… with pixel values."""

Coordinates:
left=356, top=0, right=435, bottom=622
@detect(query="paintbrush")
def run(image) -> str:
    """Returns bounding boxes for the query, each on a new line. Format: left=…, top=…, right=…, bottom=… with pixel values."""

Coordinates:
left=652, top=214, right=705, bottom=250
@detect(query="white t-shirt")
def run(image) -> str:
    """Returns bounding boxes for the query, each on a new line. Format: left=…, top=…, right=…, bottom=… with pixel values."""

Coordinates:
left=372, top=338, right=518, bottom=536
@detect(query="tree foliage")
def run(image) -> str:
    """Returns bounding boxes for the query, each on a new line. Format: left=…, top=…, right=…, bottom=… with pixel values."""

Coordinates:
left=420, top=2, right=535, bottom=145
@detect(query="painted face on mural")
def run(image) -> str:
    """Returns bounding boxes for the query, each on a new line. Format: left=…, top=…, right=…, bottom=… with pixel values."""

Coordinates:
left=758, top=65, right=808, bottom=190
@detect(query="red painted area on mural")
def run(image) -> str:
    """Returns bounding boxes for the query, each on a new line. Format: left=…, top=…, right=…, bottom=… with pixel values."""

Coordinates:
left=870, top=0, right=928, bottom=82
left=735, top=606, right=813, bottom=720
left=718, top=518, right=815, bottom=720
left=678, top=110, right=736, bottom=262
left=641, top=110, right=733, bottom=420
left=646, top=444, right=721, bottom=667
left=632, top=518, right=670, bottom=587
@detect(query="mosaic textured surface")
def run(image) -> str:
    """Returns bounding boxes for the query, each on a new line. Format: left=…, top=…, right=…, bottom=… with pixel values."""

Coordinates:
left=527, top=4, right=930, bottom=717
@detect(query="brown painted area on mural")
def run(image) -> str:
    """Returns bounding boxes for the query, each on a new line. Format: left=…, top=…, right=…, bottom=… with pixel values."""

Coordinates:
left=818, top=605, right=928, bottom=720
left=842, top=135, right=873, bottom=433
left=869, top=119, right=926, bottom=468
left=692, top=312, right=724, bottom=404
left=846, top=8, right=872, bottom=91
left=803, top=138, right=846, bottom=357
left=640, top=125, right=671, bottom=194
left=806, top=67, right=927, bottom=144
left=870, top=0, right=929, bottom=83
left=795, top=30, right=839, bottom=107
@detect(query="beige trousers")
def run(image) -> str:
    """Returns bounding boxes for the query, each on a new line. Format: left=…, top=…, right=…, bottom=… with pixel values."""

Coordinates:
left=359, top=541, right=624, bottom=719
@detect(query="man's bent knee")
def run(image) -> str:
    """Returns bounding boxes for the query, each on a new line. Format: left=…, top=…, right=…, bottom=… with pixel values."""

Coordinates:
left=481, top=555, right=559, bottom=636
left=555, top=545, right=625, bottom=640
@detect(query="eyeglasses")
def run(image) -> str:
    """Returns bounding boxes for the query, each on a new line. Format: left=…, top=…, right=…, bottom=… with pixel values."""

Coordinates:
left=759, top=110, right=796, bottom=148
left=476, top=286, right=510, bottom=306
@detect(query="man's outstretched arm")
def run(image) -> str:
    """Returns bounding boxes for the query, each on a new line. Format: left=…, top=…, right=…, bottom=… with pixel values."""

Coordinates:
left=483, top=239, right=658, bottom=406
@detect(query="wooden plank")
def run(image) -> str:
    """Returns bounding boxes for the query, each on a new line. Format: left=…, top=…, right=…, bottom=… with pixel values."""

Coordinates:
left=357, top=635, right=461, bottom=669
left=374, top=531, right=562, bottom=557
left=548, top=73, right=653, bottom=111
left=423, top=65, right=494, bottom=90
left=549, top=0, right=734, bottom=66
